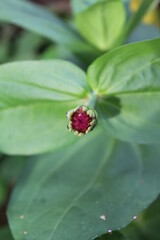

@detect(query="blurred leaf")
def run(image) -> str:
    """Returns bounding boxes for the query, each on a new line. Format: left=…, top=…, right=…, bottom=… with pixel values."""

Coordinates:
left=120, top=0, right=159, bottom=43
left=0, top=25, right=12, bottom=63
left=0, top=178, right=7, bottom=207
left=12, top=32, right=44, bottom=61
left=41, top=45, right=73, bottom=60
left=0, top=156, right=27, bottom=183
left=0, top=0, right=89, bottom=53
left=0, top=60, right=90, bottom=155
left=0, top=41, right=9, bottom=63
left=71, top=0, right=103, bottom=14
left=0, top=226, right=14, bottom=240
left=88, top=38, right=160, bottom=144
left=8, top=127, right=160, bottom=239
left=40, top=45, right=83, bottom=67
left=127, top=23, right=160, bottom=43
left=75, top=0, right=126, bottom=51
left=122, top=0, right=130, bottom=3
left=71, top=0, right=129, bottom=15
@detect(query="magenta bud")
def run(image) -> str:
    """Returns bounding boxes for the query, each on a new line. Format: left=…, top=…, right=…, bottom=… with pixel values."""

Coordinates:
left=66, top=106, right=97, bottom=137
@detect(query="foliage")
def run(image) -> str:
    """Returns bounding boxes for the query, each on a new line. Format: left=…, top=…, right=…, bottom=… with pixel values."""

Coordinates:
left=0, top=0, right=159, bottom=240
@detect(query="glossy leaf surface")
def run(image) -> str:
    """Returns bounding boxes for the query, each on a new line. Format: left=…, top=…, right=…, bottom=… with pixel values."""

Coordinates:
left=88, top=39, right=160, bottom=143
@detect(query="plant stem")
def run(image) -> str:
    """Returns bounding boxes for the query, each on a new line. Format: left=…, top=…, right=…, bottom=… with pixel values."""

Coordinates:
left=117, top=0, right=159, bottom=46
left=87, top=92, right=98, bottom=109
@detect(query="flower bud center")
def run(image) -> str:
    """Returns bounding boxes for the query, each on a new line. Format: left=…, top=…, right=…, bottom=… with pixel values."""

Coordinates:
left=71, top=107, right=93, bottom=134
left=66, top=106, right=97, bottom=136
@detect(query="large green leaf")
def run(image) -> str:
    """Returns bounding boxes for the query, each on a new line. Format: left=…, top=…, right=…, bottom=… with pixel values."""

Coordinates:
left=0, top=61, right=89, bottom=103
left=8, top=128, right=160, bottom=240
left=0, top=0, right=88, bottom=52
left=75, top=0, right=126, bottom=51
left=0, top=60, right=89, bottom=155
left=88, top=38, right=160, bottom=144
left=0, top=102, right=79, bottom=155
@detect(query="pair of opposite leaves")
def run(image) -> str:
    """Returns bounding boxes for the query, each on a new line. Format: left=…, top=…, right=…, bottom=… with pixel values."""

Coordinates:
left=0, top=38, right=159, bottom=155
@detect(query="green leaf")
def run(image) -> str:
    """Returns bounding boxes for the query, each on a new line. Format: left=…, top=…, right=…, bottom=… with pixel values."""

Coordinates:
left=0, top=102, right=79, bottom=155
left=8, top=128, right=160, bottom=240
left=75, top=0, right=126, bottom=51
left=88, top=38, right=160, bottom=144
left=0, top=60, right=89, bottom=155
left=0, top=60, right=89, bottom=102
left=0, top=0, right=88, bottom=52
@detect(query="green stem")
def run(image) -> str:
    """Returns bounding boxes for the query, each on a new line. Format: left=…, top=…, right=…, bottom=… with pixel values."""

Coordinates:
left=117, top=0, right=159, bottom=46
left=87, top=93, right=98, bottom=109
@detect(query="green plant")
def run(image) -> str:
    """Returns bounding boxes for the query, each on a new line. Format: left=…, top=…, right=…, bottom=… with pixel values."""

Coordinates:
left=0, top=0, right=160, bottom=240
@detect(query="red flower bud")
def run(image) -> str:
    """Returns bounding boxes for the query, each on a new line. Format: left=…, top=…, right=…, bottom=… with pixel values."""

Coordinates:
left=66, top=106, right=97, bottom=136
